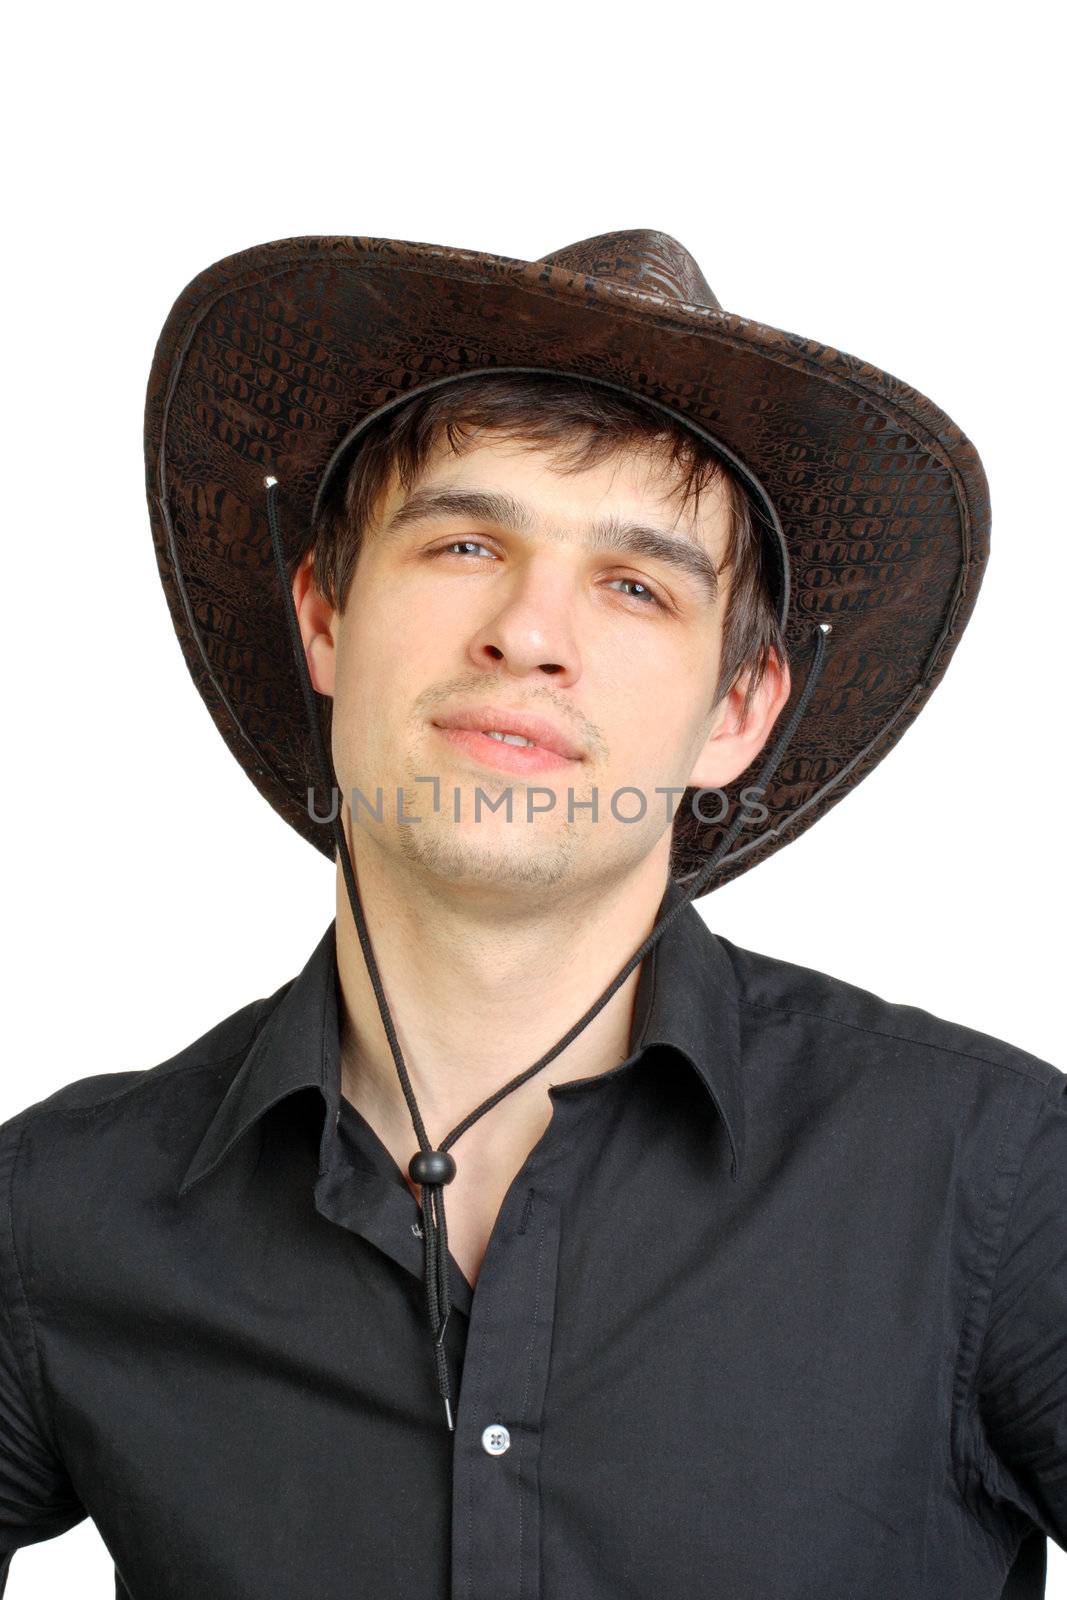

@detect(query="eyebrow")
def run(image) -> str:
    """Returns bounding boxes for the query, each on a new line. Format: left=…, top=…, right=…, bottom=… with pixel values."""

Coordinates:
left=382, top=486, right=720, bottom=604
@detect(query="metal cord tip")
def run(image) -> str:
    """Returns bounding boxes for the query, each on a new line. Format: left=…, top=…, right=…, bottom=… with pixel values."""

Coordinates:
left=263, top=475, right=278, bottom=489
left=818, top=622, right=833, bottom=633
left=444, top=1397, right=454, bottom=1431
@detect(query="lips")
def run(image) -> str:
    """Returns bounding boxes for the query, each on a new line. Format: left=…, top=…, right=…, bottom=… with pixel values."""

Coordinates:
left=430, top=705, right=584, bottom=761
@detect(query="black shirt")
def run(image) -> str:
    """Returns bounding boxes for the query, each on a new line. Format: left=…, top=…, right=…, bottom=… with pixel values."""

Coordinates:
left=1, top=881, right=1064, bottom=1598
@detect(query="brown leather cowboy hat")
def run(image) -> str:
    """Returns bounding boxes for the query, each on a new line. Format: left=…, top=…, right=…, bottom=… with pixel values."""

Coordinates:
left=143, top=228, right=990, bottom=892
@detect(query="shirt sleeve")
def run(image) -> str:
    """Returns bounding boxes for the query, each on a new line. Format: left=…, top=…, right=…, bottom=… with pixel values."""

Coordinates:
left=975, top=1070, right=1067, bottom=1552
left=0, top=1110, right=88, bottom=1587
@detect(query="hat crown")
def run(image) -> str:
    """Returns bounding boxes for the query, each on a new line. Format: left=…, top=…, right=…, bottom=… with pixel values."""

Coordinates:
left=536, top=228, right=721, bottom=311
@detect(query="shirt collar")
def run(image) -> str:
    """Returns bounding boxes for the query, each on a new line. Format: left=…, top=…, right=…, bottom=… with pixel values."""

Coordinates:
left=178, top=878, right=745, bottom=1198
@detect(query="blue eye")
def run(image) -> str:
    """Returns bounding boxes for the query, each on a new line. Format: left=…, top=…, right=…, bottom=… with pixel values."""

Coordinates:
left=608, top=577, right=663, bottom=608
left=436, top=540, right=495, bottom=559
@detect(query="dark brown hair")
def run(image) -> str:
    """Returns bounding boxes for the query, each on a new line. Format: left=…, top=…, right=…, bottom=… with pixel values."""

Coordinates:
left=306, top=371, right=787, bottom=873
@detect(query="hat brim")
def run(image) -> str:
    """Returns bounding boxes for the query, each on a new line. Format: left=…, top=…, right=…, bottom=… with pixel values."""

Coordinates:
left=144, top=234, right=989, bottom=891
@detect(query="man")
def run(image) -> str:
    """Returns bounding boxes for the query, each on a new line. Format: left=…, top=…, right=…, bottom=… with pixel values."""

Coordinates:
left=1, top=229, right=1062, bottom=1598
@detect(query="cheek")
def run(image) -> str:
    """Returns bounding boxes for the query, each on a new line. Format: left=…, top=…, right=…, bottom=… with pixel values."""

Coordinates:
left=606, top=684, right=699, bottom=782
left=329, top=592, right=442, bottom=757
left=604, top=638, right=718, bottom=777
left=345, top=571, right=446, bottom=659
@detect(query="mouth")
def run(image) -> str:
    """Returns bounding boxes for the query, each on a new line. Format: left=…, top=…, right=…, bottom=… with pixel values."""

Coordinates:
left=429, top=703, right=585, bottom=769
left=430, top=722, right=582, bottom=776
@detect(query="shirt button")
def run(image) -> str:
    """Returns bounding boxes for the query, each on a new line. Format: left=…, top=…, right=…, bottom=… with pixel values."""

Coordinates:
left=481, top=1423, right=511, bottom=1456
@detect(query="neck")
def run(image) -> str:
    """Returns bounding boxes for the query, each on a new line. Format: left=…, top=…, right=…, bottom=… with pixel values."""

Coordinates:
left=334, top=842, right=671, bottom=1164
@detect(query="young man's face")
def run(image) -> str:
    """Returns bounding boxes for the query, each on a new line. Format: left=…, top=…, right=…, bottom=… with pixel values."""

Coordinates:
left=296, top=431, right=789, bottom=900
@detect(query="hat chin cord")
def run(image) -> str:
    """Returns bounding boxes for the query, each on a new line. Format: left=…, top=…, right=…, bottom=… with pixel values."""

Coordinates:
left=264, top=474, right=830, bottom=1431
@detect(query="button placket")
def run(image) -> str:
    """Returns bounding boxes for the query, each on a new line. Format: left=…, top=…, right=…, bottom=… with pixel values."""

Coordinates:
left=451, top=1185, right=562, bottom=1600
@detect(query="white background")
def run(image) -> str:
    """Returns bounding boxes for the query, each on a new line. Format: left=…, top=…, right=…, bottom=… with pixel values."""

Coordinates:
left=3, top=0, right=1063, bottom=1592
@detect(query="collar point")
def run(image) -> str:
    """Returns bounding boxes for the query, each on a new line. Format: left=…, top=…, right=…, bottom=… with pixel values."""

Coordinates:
left=176, top=1159, right=210, bottom=1200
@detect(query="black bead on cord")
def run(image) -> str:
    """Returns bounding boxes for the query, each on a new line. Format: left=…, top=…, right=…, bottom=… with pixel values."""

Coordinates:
left=263, top=473, right=831, bottom=1432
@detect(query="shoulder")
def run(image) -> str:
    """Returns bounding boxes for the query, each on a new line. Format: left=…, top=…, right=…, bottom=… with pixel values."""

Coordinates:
left=715, top=933, right=1062, bottom=1094
left=0, top=976, right=293, bottom=1215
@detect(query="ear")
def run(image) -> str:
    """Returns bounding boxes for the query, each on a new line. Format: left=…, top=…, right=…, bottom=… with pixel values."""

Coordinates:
left=292, top=551, right=339, bottom=698
left=687, top=649, right=792, bottom=791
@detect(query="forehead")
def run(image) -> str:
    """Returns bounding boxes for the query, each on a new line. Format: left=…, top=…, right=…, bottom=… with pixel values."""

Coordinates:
left=374, top=430, right=733, bottom=554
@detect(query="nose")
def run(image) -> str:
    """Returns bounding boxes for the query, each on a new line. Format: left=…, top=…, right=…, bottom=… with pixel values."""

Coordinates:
left=467, top=560, right=582, bottom=684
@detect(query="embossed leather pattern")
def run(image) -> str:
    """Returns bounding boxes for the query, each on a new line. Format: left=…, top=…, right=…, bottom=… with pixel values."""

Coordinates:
left=142, top=229, right=990, bottom=892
